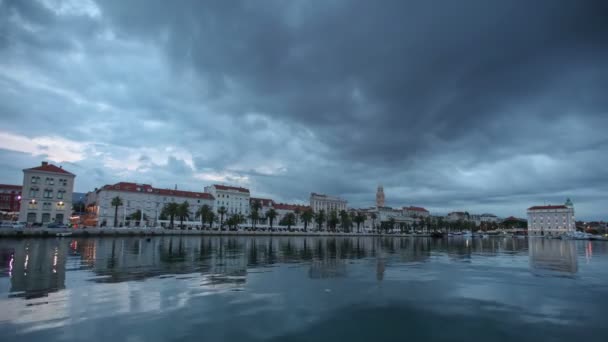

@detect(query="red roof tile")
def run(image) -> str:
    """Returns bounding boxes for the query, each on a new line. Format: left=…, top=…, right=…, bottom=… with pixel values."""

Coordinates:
left=25, top=163, right=74, bottom=175
left=404, top=206, right=429, bottom=212
left=528, top=205, right=568, bottom=210
left=274, top=203, right=310, bottom=211
left=213, top=184, right=250, bottom=193
left=101, top=182, right=214, bottom=200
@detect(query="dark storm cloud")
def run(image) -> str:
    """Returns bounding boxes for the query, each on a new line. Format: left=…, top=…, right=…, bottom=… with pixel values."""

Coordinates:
left=1, top=0, right=608, bottom=218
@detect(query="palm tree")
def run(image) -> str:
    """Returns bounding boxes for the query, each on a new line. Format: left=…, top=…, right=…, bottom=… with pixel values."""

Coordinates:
left=354, top=211, right=366, bottom=233
left=283, top=212, right=296, bottom=230
left=300, top=208, right=314, bottom=232
left=328, top=210, right=339, bottom=232
left=218, top=206, right=227, bottom=228
left=315, top=210, right=326, bottom=231
left=162, top=202, right=179, bottom=229
left=370, top=212, right=377, bottom=233
left=111, top=196, right=123, bottom=227
left=176, top=201, right=190, bottom=229
left=339, top=210, right=350, bottom=232
left=196, top=204, right=212, bottom=229
left=266, top=208, right=277, bottom=231
left=250, top=200, right=261, bottom=229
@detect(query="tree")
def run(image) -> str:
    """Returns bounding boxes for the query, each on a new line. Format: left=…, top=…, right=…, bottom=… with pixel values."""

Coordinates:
left=266, top=208, right=277, bottom=231
left=354, top=211, right=366, bottom=233
left=196, top=204, right=212, bottom=228
left=315, top=210, right=326, bottom=231
left=250, top=200, right=262, bottom=229
left=370, top=212, right=377, bottom=232
left=161, top=202, right=179, bottom=229
left=111, top=196, right=123, bottom=227
left=327, top=210, right=339, bottom=232
left=218, top=206, right=227, bottom=228
left=281, top=212, right=296, bottom=230
left=339, top=210, right=350, bottom=232
left=227, top=213, right=245, bottom=229
left=300, top=208, right=314, bottom=232
left=176, top=201, right=190, bottom=229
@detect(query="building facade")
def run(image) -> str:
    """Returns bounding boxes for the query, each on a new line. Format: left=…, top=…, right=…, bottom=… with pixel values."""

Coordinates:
left=0, top=184, right=22, bottom=216
left=87, top=182, right=214, bottom=227
left=204, top=184, right=250, bottom=216
left=527, top=199, right=575, bottom=236
left=403, top=206, right=430, bottom=218
left=18, top=162, right=76, bottom=225
left=310, top=193, right=347, bottom=213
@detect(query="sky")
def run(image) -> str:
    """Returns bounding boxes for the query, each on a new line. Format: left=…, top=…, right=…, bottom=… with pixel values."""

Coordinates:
left=1, top=0, right=607, bottom=220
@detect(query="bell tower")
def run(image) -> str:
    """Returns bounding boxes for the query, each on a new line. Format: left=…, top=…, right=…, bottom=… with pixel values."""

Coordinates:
left=376, top=185, right=385, bottom=207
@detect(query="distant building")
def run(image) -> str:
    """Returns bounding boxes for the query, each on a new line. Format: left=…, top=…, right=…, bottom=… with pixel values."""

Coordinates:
left=403, top=206, right=430, bottom=218
left=527, top=198, right=575, bottom=236
left=18, top=162, right=76, bottom=225
left=310, top=192, right=347, bottom=213
left=0, top=184, right=22, bottom=215
left=480, top=213, right=499, bottom=223
left=376, top=185, right=385, bottom=207
left=88, top=182, right=214, bottom=227
left=204, top=184, right=250, bottom=215
left=447, top=211, right=468, bottom=222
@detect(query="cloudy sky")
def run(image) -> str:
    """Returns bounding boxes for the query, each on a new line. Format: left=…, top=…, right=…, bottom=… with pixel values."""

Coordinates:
left=1, top=0, right=607, bottom=219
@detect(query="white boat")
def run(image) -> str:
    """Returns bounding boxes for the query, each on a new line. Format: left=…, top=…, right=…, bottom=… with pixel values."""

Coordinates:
left=56, top=232, right=72, bottom=237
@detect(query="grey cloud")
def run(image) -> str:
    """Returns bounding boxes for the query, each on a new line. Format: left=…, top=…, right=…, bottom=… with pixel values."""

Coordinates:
left=1, top=0, right=607, bottom=219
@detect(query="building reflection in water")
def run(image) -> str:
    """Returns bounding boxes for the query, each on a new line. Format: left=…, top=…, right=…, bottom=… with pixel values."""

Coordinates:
left=528, top=238, right=578, bottom=274
left=0, top=240, right=68, bottom=299
left=1, top=236, right=582, bottom=301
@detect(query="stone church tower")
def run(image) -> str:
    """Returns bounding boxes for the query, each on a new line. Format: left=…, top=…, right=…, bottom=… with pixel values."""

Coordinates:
left=376, top=185, right=385, bottom=207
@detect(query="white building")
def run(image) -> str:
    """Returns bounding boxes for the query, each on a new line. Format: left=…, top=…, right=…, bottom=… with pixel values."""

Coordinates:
left=447, top=211, right=468, bottom=222
left=19, top=162, right=76, bottom=225
left=88, top=182, right=214, bottom=227
left=527, top=199, right=575, bottom=237
left=480, top=213, right=499, bottom=223
left=204, top=184, right=250, bottom=215
left=310, top=192, right=347, bottom=213
left=403, top=206, right=430, bottom=218
left=249, top=197, right=275, bottom=225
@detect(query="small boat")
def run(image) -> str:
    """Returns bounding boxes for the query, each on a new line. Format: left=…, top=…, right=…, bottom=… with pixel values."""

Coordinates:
left=56, top=232, right=72, bottom=237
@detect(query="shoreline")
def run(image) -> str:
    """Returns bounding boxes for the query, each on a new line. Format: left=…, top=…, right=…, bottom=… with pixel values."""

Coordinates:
left=0, top=227, right=433, bottom=238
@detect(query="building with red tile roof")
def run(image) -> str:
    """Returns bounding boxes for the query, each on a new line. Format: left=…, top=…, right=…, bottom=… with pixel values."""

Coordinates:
left=0, top=184, right=22, bottom=214
left=86, top=181, right=214, bottom=227
left=527, top=199, right=575, bottom=236
left=19, top=162, right=76, bottom=225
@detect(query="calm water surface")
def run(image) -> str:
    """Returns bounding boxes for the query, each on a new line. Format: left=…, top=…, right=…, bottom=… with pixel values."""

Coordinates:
left=1, top=236, right=607, bottom=341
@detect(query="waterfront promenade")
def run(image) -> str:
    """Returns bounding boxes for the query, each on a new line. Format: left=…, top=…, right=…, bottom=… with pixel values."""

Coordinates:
left=0, top=227, right=436, bottom=238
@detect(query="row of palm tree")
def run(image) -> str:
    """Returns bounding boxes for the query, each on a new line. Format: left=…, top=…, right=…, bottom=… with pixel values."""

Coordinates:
left=110, top=195, right=378, bottom=232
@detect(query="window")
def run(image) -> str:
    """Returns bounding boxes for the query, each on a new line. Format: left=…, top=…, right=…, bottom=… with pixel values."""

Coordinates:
left=45, top=177, right=55, bottom=185
left=29, top=187, right=39, bottom=198
left=31, top=176, right=39, bottom=184
left=59, top=179, right=67, bottom=186
left=43, top=202, right=51, bottom=210
left=57, top=190, right=65, bottom=199
left=43, top=189, right=53, bottom=199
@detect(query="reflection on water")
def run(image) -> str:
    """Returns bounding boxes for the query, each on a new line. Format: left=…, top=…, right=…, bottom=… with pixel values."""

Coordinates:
left=0, top=236, right=607, bottom=342
left=529, top=238, right=578, bottom=274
